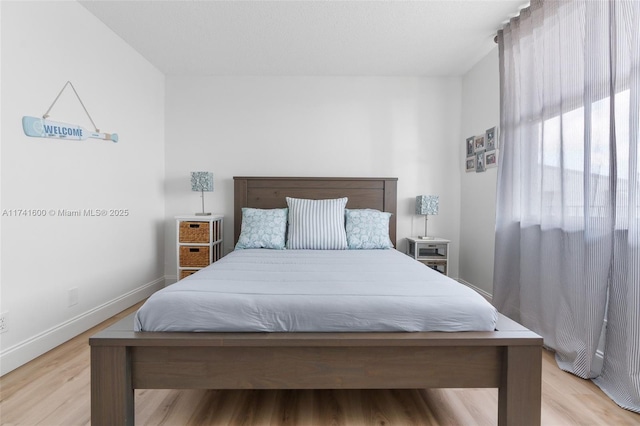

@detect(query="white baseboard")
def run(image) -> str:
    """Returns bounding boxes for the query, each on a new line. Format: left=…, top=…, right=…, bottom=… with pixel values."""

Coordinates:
left=457, top=278, right=493, bottom=302
left=593, top=349, right=604, bottom=375
left=0, top=276, right=165, bottom=376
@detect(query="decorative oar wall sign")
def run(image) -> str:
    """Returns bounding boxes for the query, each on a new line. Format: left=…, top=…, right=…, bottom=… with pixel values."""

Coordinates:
left=22, top=81, right=118, bottom=143
left=22, top=117, right=118, bottom=143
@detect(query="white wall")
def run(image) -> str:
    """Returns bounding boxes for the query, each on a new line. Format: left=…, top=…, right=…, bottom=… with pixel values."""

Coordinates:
left=0, top=2, right=494, bottom=374
left=164, top=77, right=462, bottom=280
left=0, top=1, right=165, bottom=374
left=459, top=47, right=500, bottom=297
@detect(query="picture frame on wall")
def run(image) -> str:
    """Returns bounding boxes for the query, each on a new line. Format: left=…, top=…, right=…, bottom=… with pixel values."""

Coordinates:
left=465, top=156, right=475, bottom=172
left=476, top=150, right=486, bottom=172
left=486, top=126, right=497, bottom=150
left=466, top=136, right=475, bottom=157
left=474, top=135, right=485, bottom=152
left=486, top=150, right=497, bottom=168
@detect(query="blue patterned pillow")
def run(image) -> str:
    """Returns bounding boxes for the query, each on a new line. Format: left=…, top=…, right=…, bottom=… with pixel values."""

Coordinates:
left=286, top=197, right=348, bottom=250
left=345, top=209, right=393, bottom=249
left=235, top=208, right=288, bottom=250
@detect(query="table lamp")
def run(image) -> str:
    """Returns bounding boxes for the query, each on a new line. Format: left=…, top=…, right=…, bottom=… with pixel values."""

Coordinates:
left=415, top=195, right=439, bottom=240
left=191, top=172, right=214, bottom=216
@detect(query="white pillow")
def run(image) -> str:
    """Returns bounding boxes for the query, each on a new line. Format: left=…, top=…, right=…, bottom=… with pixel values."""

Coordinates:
left=286, top=197, right=348, bottom=250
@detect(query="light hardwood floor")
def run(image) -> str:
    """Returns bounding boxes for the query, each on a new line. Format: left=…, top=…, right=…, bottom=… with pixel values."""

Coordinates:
left=1, top=304, right=639, bottom=425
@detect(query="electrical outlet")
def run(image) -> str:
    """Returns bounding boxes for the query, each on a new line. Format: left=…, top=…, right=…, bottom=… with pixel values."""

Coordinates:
left=68, top=288, right=79, bottom=307
left=0, top=312, right=8, bottom=334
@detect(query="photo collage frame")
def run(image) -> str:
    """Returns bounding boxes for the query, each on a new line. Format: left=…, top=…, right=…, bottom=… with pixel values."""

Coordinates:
left=466, top=126, right=498, bottom=173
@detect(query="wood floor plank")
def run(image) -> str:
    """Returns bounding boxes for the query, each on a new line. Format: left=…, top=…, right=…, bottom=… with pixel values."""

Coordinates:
left=1, top=304, right=639, bottom=425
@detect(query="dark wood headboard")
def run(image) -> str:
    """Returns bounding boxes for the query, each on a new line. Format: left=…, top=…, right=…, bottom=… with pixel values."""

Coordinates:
left=233, top=177, right=398, bottom=247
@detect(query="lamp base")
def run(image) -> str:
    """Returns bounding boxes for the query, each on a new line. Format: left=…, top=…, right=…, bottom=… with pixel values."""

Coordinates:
left=195, top=212, right=212, bottom=216
left=420, top=236, right=435, bottom=240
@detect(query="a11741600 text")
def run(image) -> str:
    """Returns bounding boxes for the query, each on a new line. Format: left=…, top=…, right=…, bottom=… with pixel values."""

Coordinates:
left=1, top=208, right=130, bottom=217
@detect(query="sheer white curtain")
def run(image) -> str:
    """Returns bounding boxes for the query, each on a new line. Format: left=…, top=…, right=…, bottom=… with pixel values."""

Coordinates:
left=494, top=0, right=639, bottom=412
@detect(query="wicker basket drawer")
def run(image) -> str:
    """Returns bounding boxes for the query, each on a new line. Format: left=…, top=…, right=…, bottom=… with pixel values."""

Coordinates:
left=179, top=246, right=210, bottom=267
left=179, top=269, right=198, bottom=280
left=179, top=221, right=210, bottom=243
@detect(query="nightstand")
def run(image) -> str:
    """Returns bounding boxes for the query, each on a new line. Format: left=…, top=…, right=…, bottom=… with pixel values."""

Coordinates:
left=406, top=237, right=450, bottom=276
left=176, top=215, right=224, bottom=280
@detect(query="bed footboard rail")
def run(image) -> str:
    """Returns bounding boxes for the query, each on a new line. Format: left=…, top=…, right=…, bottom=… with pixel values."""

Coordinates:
left=90, top=313, right=541, bottom=426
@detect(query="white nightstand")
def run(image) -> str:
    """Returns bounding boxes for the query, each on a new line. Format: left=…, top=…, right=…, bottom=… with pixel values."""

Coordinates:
left=176, top=215, right=224, bottom=281
left=406, top=237, right=450, bottom=276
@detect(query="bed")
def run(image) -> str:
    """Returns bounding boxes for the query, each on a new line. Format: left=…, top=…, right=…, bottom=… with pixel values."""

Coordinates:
left=134, top=249, right=499, bottom=333
left=90, top=176, right=542, bottom=425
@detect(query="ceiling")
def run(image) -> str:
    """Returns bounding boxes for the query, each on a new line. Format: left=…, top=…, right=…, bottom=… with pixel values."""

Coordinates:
left=79, top=0, right=526, bottom=77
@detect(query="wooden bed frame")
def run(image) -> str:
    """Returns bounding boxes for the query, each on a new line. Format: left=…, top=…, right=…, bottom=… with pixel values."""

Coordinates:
left=90, top=176, right=542, bottom=425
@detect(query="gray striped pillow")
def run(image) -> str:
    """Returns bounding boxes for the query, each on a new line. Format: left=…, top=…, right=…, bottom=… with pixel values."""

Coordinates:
left=286, top=197, right=348, bottom=250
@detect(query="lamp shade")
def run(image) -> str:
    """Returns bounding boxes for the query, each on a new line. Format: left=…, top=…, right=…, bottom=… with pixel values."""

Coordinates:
left=415, top=195, right=439, bottom=215
left=191, top=172, right=214, bottom=192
